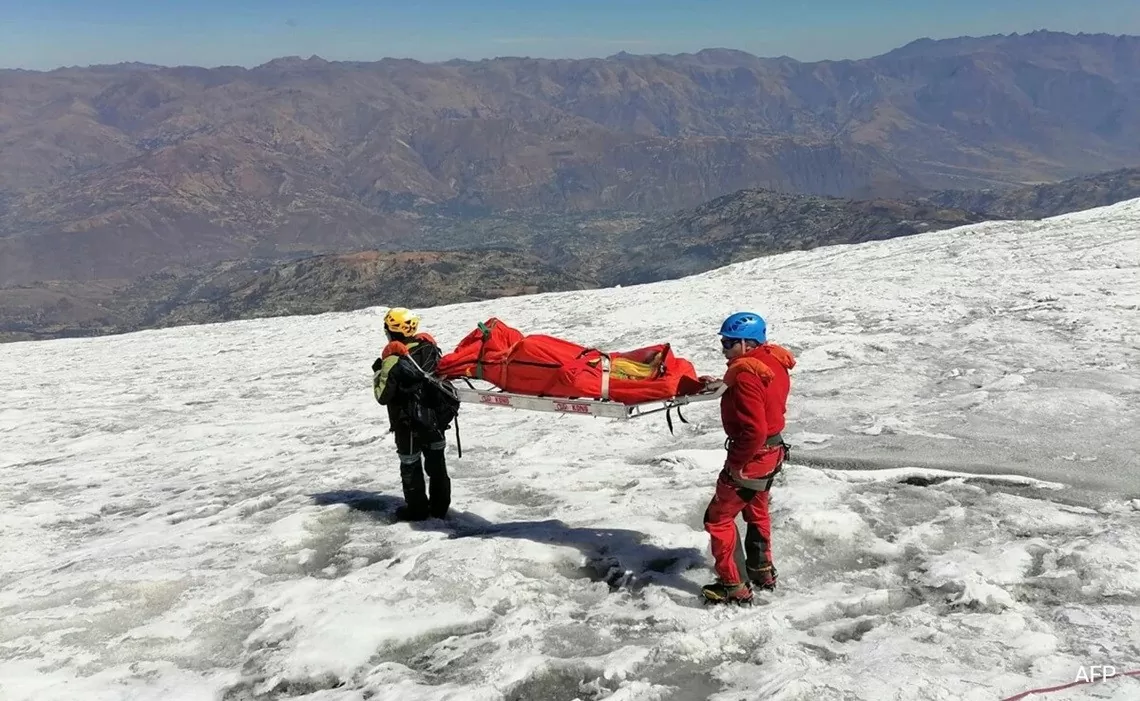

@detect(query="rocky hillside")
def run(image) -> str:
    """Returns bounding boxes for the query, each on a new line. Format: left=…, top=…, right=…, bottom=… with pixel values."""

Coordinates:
left=601, top=191, right=992, bottom=285
left=8, top=159, right=1140, bottom=343
left=923, top=167, right=1140, bottom=219
left=0, top=250, right=593, bottom=342
left=0, top=191, right=982, bottom=342
left=2, top=30, right=1140, bottom=285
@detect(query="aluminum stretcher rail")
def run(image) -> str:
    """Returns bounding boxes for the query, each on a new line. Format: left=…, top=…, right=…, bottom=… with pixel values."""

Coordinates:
left=449, top=376, right=727, bottom=433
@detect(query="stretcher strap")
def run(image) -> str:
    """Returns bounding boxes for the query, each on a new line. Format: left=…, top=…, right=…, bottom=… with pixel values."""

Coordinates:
left=599, top=353, right=611, bottom=401
left=475, top=321, right=490, bottom=380
left=576, top=348, right=613, bottom=402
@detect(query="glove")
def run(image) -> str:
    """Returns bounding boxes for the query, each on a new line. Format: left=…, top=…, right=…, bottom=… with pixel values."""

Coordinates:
left=382, top=341, right=409, bottom=358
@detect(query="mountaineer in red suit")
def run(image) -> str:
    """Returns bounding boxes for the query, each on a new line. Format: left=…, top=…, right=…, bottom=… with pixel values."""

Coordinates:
left=701, top=311, right=796, bottom=605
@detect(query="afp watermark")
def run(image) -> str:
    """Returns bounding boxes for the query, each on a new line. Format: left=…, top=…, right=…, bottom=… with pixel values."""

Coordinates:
left=1074, top=664, right=1117, bottom=683
left=1003, top=666, right=1139, bottom=700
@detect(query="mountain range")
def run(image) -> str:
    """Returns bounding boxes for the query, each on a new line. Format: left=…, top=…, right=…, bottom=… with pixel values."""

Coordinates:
left=2, top=30, right=1140, bottom=341
left=2, top=30, right=1140, bottom=287
left=3, top=164, right=1138, bottom=343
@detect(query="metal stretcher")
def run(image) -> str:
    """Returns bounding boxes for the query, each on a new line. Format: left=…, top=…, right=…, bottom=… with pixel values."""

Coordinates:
left=449, top=374, right=726, bottom=432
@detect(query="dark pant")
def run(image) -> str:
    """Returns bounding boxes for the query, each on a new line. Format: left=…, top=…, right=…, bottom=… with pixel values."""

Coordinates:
left=394, top=425, right=450, bottom=518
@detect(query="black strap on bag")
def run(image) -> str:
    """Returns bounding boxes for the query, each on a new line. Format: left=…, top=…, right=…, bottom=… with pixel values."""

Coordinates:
left=665, top=405, right=691, bottom=434
left=405, top=351, right=463, bottom=458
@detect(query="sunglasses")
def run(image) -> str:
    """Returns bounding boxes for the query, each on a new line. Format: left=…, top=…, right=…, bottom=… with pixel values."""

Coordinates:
left=720, top=337, right=742, bottom=350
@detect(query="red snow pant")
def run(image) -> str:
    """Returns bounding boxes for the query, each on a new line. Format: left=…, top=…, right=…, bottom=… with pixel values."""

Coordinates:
left=703, top=459, right=782, bottom=585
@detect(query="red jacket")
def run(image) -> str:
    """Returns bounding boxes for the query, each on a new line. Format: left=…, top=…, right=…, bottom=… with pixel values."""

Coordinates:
left=720, top=343, right=796, bottom=478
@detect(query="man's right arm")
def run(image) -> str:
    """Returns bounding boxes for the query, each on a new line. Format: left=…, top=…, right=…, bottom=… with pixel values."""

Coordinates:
left=725, top=373, right=769, bottom=471
left=373, top=355, right=401, bottom=404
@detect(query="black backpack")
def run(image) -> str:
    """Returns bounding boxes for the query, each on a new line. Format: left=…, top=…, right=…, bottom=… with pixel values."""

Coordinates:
left=408, top=371, right=461, bottom=433
left=401, top=351, right=461, bottom=435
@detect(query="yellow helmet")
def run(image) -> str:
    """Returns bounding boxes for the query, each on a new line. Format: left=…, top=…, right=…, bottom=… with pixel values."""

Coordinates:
left=383, top=307, right=420, bottom=337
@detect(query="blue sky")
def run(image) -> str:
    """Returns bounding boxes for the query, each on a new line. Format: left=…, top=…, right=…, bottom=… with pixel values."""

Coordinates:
left=2, top=0, right=1139, bottom=71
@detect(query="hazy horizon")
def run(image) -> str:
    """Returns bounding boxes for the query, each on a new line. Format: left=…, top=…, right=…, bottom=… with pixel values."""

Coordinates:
left=3, top=0, right=1140, bottom=72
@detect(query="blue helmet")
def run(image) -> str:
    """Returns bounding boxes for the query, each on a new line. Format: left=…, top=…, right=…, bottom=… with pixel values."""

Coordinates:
left=719, top=312, right=767, bottom=343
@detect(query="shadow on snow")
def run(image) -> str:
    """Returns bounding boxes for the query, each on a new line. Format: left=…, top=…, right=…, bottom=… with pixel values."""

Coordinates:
left=310, top=489, right=706, bottom=596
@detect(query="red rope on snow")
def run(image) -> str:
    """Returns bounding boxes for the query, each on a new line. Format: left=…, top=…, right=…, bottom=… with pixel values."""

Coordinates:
left=1000, top=670, right=1140, bottom=700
